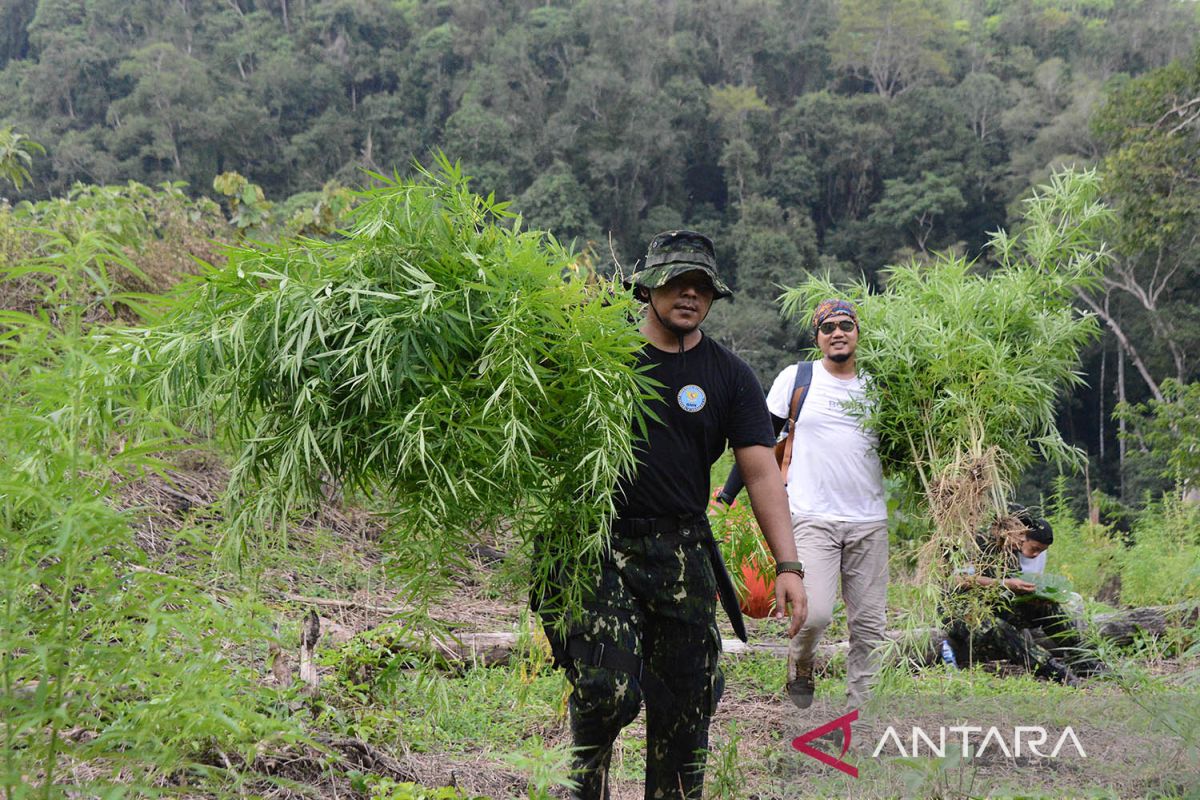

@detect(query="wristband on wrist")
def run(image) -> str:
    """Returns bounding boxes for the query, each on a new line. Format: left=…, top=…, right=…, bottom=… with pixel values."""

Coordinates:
left=775, top=560, right=805, bottom=579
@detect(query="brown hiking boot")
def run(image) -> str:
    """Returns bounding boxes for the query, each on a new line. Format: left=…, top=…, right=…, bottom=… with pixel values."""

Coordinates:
left=787, top=653, right=815, bottom=709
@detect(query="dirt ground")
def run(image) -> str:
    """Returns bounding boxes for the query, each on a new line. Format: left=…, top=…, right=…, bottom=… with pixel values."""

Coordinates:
left=114, top=452, right=1199, bottom=799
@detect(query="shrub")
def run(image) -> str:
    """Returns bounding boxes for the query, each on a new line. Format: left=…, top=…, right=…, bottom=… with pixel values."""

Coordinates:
left=145, top=157, right=653, bottom=619
left=1043, top=514, right=1122, bottom=602
left=5, top=181, right=229, bottom=318
left=1, top=215, right=299, bottom=797
left=1117, top=500, right=1200, bottom=607
left=777, top=169, right=1109, bottom=603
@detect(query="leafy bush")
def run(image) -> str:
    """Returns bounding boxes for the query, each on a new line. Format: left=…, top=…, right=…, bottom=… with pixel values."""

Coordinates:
left=1117, top=500, right=1200, bottom=607
left=1048, top=495, right=1200, bottom=608
left=1117, top=379, right=1200, bottom=495
left=1043, top=515, right=1122, bottom=603
left=4, top=181, right=228, bottom=318
left=146, top=157, right=654, bottom=619
left=320, top=621, right=429, bottom=690
left=778, top=169, right=1109, bottom=598
left=1, top=216, right=298, bottom=797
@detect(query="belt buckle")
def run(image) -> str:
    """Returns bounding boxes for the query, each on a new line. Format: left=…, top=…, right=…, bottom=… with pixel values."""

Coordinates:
left=678, top=515, right=704, bottom=539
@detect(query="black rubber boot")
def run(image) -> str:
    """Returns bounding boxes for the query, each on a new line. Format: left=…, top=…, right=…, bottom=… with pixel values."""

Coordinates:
left=1037, top=657, right=1083, bottom=687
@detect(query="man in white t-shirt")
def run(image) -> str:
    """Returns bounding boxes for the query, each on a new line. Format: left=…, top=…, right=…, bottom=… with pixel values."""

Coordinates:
left=770, top=298, right=887, bottom=710
left=715, top=298, right=887, bottom=708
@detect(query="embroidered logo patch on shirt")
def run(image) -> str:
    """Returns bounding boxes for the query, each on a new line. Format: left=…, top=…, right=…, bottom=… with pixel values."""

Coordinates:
left=677, top=384, right=707, bottom=412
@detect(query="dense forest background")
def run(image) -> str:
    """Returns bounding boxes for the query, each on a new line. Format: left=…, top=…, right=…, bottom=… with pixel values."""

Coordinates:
left=2, top=0, right=1199, bottom=507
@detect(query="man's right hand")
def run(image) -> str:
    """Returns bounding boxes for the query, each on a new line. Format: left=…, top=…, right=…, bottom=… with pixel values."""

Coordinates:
left=1003, top=577, right=1037, bottom=594
left=774, top=572, right=808, bottom=637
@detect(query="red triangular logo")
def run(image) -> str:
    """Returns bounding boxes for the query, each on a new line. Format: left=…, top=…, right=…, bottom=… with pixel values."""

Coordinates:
left=790, top=709, right=859, bottom=778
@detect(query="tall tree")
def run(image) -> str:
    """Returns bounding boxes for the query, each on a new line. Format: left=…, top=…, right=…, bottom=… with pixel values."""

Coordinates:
left=515, top=162, right=599, bottom=247
left=828, top=0, right=955, bottom=98
left=108, top=43, right=219, bottom=180
left=0, top=0, right=35, bottom=68
left=777, top=91, right=891, bottom=261
left=869, top=171, right=966, bottom=256
left=1085, top=48, right=1200, bottom=401
left=708, top=83, right=770, bottom=205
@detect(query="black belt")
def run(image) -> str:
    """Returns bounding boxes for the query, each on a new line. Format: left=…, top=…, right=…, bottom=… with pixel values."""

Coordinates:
left=609, top=515, right=748, bottom=643
left=611, top=515, right=706, bottom=538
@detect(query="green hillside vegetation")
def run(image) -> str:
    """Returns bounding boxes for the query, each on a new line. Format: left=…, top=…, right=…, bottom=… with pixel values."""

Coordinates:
left=2, top=158, right=1198, bottom=798
left=4, top=0, right=1200, bottom=506
left=2, top=1, right=1200, bottom=796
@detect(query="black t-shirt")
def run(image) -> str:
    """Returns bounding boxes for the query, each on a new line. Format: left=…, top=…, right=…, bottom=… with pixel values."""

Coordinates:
left=615, top=334, right=775, bottom=519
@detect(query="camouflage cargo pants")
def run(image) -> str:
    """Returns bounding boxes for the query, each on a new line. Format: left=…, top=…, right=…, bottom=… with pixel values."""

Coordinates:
left=565, top=525, right=724, bottom=800
left=944, top=600, right=1084, bottom=682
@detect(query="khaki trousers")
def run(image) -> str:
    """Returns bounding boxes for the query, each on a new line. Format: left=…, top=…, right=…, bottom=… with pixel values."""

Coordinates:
left=788, top=516, right=889, bottom=708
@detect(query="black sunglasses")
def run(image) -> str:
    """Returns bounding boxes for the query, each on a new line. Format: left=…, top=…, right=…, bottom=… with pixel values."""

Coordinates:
left=817, top=320, right=856, bottom=335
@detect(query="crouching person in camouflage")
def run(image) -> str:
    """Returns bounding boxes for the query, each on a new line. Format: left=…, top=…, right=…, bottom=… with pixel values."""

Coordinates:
left=543, top=231, right=807, bottom=799
left=942, top=508, right=1103, bottom=685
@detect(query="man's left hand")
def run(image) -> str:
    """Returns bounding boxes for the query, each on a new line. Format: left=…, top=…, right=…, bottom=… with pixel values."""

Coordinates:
left=774, top=572, right=808, bottom=637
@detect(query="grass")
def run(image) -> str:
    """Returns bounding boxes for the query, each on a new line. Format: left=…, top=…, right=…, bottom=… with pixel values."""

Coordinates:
left=7, top=429, right=1197, bottom=797
left=4, top=169, right=1197, bottom=800
left=723, top=655, right=1198, bottom=799
left=322, top=665, right=567, bottom=755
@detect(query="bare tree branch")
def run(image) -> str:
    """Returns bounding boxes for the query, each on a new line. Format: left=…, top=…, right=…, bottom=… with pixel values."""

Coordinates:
left=1152, top=94, right=1200, bottom=131
left=1076, top=289, right=1165, bottom=402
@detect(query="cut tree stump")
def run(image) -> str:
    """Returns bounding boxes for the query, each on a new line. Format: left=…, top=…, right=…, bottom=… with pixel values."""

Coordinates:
left=298, top=611, right=322, bottom=694
left=268, top=622, right=293, bottom=687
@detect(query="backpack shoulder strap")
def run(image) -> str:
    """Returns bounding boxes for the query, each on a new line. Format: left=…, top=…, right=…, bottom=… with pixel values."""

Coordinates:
left=790, top=360, right=813, bottom=422
left=776, top=360, right=815, bottom=481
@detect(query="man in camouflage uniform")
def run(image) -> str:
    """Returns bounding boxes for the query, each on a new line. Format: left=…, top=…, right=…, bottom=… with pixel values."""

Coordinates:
left=943, top=511, right=1092, bottom=685
left=551, top=231, right=807, bottom=800
left=944, top=607, right=1082, bottom=685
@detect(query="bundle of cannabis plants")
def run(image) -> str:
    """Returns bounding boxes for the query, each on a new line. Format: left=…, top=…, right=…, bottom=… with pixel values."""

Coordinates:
left=148, top=159, right=652, bottom=615
left=780, top=169, right=1110, bottom=607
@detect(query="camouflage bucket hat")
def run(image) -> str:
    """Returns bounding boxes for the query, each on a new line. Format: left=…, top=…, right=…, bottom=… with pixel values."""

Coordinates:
left=626, top=230, right=733, bottom=299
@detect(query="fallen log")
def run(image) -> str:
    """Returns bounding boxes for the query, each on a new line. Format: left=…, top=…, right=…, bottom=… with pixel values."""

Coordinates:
left=392, top=603, right=1196, bottom=670
left=1091, top=602, right=1199, bottom=646
left=392, top=628, right=943, bottom=669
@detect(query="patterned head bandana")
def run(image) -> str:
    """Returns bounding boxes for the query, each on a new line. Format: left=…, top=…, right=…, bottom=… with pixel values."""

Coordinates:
left=812, top=298, right=859, bottom=329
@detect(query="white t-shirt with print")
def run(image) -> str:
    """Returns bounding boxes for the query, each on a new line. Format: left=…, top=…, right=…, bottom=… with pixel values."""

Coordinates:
left=766, top=360, right=887, bottom=522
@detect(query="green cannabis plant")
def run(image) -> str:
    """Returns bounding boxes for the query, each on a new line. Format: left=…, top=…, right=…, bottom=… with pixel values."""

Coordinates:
left=779, top=169, right=1109, bottom=602
left=147, top=157, right=653, bottom=618
left=1, top=223, right=297, bottom=797
left=4, top=181, right=227, bottom=319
